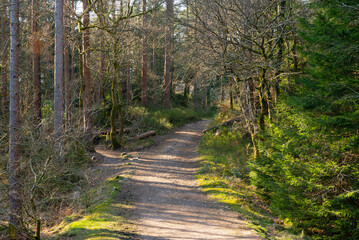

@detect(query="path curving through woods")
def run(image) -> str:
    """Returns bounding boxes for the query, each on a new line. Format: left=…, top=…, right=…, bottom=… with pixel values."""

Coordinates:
left=118, top=120, right=261, bottom=240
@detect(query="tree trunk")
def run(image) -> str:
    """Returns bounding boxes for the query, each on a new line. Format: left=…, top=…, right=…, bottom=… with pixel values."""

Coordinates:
left=202, top=85, right=207, bottom=111
left=126, top=66, right=131, bottom=105
left=258, top=69, right=267, bottom=131
left=32, top=0, right=41, bottom=124
left=64, top=46, right=70, bottom=128
left=64, top=0, right=71, bottom=129
left=110, top=54, right=121, bottom=149
left=83, top=0, right=92, bottom=140
left=99, top=37, right=105, bottom=104
left=163, top=0, right=173, bottom=109
left=229, top=80, right=233, bottom=109
left=136, top=130, right=156, bottom=140
left=9, top=0, right=22, bottom=237
left=120, top=0, right=123, bottom=17
left=220, top=75, right=225, bottom=103
left=184, top=81, right=190, bottom=98
left=54, top=0, right=64, bottom=160
left=152, top=44, right=156, bottom=73
left=141, top=0, right=148, bottom=107
left=274, top=0, right=286, bottom=103
left=1, top=6, right=7, bottom=116
left=193, top=73, right=198, bottom=112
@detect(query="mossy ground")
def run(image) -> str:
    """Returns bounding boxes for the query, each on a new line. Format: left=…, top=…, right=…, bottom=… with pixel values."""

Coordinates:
left=51, top=176, right=137, bottom=240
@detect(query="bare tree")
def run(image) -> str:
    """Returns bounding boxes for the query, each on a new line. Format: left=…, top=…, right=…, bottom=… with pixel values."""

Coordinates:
left=163, top=0, right=173, bottom=109
left=54, top=0, right=64, bottom=159
left=9, top=0, right=22, bottom=237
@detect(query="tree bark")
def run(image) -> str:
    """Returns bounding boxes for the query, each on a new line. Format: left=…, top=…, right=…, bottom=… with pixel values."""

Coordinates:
left=258, top=69, right=267, bottom=131
left=110, top=52, right=121, bottom=149
left=220, top=75, right=225, bottom=103
left=120, top=0, right=123, bottom=17
left=126, top=66, right=131, bottom=105
left=274, top=0, right=286, bottom=103
left=193, top=73, right=198, bottom=111
left=99, top=37, right=105, bottom=104
left=229, top=80, right=233, bottom=109
left=1, top=6, right=8, bottom=116
left=9, top=0, right=22, bottom=237
left=64, top=0, right=71, bottom=129
left=54, top=0, right=64, bottom=160
left=141, top=0, right=148, bottom=107
left=136, top=130, right=156, bottom=140
left=163, top=0, right=173, bottom=109
left=32, top=0, right=41, bottom=124
left=83, top=0, right=92, bottom=140
left=202, top=85, right=207, bottom=111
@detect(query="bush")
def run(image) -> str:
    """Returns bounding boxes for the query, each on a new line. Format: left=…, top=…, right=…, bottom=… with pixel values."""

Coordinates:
left=125, top=106, right=202, bottom=134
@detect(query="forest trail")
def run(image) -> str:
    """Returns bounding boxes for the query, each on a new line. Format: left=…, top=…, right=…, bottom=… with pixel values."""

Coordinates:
left=101, top=120, right=261, bottom=240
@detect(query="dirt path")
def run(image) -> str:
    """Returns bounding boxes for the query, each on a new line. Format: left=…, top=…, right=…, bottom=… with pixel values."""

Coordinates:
left=115, top=120, right=260, bottom=240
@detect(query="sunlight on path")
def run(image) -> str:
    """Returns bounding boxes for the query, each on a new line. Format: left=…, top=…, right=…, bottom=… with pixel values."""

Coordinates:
left=127, top=120, right=260, bottom=240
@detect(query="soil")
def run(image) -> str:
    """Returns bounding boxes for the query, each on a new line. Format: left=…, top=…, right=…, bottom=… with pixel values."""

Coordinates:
left=97, top=120, right=261, bottom=240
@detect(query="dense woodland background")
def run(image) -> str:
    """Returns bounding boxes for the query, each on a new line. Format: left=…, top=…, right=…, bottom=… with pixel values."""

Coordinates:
left=0, top=0, right=358, bottom=239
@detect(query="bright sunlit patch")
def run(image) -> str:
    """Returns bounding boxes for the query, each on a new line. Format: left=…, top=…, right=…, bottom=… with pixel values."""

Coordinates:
left=175, top=131, right=199, bottom=136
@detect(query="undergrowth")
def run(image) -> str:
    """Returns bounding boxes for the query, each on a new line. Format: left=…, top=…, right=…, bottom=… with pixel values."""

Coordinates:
left=52, top=174, right=136, bottom=240
left=125, top=106, right=214, bottom=135
left=197, top=108, right=307, bottom=240
left=0, top=116, right=95, bottom=239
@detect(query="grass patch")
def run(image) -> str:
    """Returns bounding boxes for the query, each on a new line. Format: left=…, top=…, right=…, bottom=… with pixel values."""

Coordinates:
left=52, top=176, right=136, bottom=240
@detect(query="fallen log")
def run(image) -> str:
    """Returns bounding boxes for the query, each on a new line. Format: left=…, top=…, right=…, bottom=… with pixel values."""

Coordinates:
left=136, top=130, right=156, bottom=140
left=202, top=116, right=241, bottom=134
left=97, top=128, right=131, bottom=136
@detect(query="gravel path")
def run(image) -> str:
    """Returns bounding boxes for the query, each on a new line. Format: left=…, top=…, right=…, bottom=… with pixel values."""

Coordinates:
left=123, top=120, right=260, bottom=240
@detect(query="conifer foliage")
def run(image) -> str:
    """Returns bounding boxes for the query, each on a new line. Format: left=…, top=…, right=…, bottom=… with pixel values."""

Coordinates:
left=251, top=1, right=359, bottom=238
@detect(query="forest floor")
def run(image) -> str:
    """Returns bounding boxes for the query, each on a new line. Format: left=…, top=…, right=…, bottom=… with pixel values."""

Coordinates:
left=56, top=120, right=260, bottom=239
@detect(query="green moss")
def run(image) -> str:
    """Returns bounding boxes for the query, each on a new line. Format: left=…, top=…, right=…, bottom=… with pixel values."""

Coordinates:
left=53, top=176, right=136, bottom=240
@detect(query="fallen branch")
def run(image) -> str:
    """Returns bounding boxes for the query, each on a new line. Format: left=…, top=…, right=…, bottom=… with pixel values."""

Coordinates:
left=136, top=130, right=156, bottom=140
left=203, top=116, right=241, bottom=134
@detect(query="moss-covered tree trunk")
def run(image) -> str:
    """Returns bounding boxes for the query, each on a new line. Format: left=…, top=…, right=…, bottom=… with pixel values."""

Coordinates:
left=110, top=57, right=121, bottom=149
left=258, top=69, right=268, bottom=131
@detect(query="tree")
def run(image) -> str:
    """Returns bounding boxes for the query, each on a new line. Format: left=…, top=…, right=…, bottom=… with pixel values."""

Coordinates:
left=9, top=0, right=22, bottom=238
left=64, top=0, right=71, bottom=128
left=141, top=0, right=148, bottom=107
left=163, top=0, right=173, bottom=109
left=1, top=3, right=7, bottom=116
left=83, top=0, right=92, bottom=141
left=54, top=0, right=64, bottom=159
left=32, top=0, right=41, bottom=124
